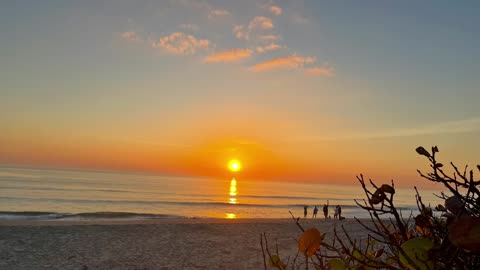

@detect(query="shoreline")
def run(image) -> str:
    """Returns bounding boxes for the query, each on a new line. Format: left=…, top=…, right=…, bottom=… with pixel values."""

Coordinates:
left=0, top=216, right=369, bottom=226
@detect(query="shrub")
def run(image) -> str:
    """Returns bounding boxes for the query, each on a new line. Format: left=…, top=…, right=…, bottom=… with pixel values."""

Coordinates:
left=260, top=146, right=480, bottom=269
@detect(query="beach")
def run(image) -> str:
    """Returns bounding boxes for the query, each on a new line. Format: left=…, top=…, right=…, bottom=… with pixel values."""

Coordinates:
left=0, top=218, right=371, bottom=270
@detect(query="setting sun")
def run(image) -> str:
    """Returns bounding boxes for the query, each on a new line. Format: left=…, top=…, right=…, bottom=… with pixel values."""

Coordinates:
left=228, top=160, right=242, bottom=172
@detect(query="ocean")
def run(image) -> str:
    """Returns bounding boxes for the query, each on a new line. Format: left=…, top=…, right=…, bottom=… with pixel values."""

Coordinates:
left=0, top=166, right=443, bottom=220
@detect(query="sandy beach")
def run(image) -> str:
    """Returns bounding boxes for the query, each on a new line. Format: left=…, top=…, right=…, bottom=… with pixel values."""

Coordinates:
left=0, top=218, right=372, bottom=270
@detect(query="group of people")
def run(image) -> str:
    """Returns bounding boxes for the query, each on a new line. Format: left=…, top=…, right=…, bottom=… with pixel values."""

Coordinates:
left=303, top=200, right=343, bottom=220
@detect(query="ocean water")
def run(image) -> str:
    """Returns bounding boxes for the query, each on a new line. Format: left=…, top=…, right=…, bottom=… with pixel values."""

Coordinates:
left=0, top=166, right=443, bottom=220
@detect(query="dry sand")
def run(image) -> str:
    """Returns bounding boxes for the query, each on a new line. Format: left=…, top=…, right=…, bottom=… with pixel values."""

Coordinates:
left=0, top=218, right=373, bottom=270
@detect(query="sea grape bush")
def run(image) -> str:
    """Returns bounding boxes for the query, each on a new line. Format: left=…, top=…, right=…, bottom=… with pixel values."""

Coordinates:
left=260, top=146, right=480, bottom=269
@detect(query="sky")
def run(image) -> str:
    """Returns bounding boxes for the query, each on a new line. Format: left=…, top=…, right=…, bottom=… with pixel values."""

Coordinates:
left=1, top=0, right=479, bottom=187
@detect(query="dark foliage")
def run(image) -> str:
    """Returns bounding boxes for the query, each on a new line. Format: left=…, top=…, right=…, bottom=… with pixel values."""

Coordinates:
left=261, top=146, right=480, bottom=269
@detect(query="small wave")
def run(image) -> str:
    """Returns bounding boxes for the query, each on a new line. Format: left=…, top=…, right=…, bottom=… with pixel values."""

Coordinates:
left=0, top=196, right=373, bottom=209
left=0, top=211, right=181, bottom=221
left=1, top=186, right=132, bottom=193
left=0, top=211, right=65, bottom=221
left=63, top=212, right=180, bottom=220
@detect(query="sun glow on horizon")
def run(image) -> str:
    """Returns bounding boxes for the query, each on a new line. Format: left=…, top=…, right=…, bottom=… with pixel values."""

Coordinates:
left=228, top=159, right=242, bottom=172
left=225, top=213, right=236, bottom=219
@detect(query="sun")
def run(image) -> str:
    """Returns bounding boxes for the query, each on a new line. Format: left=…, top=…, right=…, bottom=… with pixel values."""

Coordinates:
left=228, top=159, right=242, bottom=172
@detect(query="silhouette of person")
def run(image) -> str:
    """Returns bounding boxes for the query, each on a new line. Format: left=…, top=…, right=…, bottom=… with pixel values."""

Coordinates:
left=323, top=200, right=329, bottom=220
left=338, top=205, right=342, bottom=220
left=312, top=205, right=318, bottom=218
left=304, top=206, right=308, bottom=218
left=334, top=205, right=339, bottom=219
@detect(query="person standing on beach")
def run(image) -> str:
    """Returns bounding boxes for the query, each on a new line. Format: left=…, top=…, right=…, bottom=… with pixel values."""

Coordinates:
left=312, top=205, right=318, bottom=218
left=304, top=206, right=308, bottom=218
left=323, top=200, right=329, bottom=220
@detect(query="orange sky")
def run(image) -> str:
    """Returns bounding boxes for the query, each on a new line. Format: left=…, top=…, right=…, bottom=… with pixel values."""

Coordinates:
left=1, top=1, right=479, bottom=189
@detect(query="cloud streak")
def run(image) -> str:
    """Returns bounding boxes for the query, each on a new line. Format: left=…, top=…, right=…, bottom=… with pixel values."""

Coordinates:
left=209, top=9, right=231, bottom=19
left=248, top=16, right=274, bottom=31
left=294, top=118, right=480, bottom=142
left=152, top=32, right=211, bottom=55
left=256, top=43, right=281, bottom=53
left=305, top=66, right=335, bottom=77
left=120, top=31, right=142, bottom=43
left=249, top=55, right=315, bottom=72
left=204, top=49, right=253, bottom=63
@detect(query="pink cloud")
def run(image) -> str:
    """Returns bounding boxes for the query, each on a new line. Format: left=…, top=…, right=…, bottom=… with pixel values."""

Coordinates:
left=248, top=16, right=274, bottom=31
left=305, top=66, right=335, bottom=77
left=204, top=49, right=253, bottom=63
left=268, top=5, right=282, bottom=16
left=249, top=55, right=315, bottom=72
left=260, top=35, right=281, bottom=42
left=234, top=17, right=274, bottom=41
left=256, top=43, right=281, bottom=53
left=120, top=31, right=142, bottom=43
left=152, top=32, right=211, bottom=55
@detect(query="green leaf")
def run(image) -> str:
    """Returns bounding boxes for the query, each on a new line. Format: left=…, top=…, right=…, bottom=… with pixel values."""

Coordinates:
left=421, top=207, right=433, bottom=217
left=415, top=146, right=431, bottom=158
left=399, top=238, right=434, bottom=270
left=352, top=249, right=363, bottom=260
left=327, top=258, right=345, bottom=270
left=386, top=257, right=396, bottom=265
left=269, top=255, right=285, bottom=268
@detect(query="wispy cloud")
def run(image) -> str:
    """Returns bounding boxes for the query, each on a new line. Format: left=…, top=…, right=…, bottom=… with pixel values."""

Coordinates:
left=249, top=55, right=315, bottom=72
left=256, top=43, right=281, bottom=53
left=267, top=5, right=282, bottom=16
left=233, top=25, right=248, bottom=40
left=209, top=9, right=231, bottom=19
left=152, top=32, right=211, bottom=55
left=305, top=66, right=335, bottom=77
left=234, top=17, right=274, bottom=41
left=290, top=13, right=308, bottom=24
left=248, top=16, right=274, bottom=31
left=204, top=49, right=253, bottom=63
left=295, top=118, right=480, bottom=142
left=120, top=31, right=142, bottom=43
left=260, top=35, right=281, bottom=42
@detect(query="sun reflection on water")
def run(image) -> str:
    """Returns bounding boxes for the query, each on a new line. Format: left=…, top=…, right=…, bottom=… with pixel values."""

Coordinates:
left=228, top=178, right=238, bottom=205
left=225, top=213, right=236, bottom=219
left=226, top=178, right=238, bottom=218
left=229, top=178, right=237, bottom=196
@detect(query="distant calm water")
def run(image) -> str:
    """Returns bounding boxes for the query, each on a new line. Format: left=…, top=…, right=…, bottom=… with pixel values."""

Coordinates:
left=0, top=166, right=443, bottom=220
